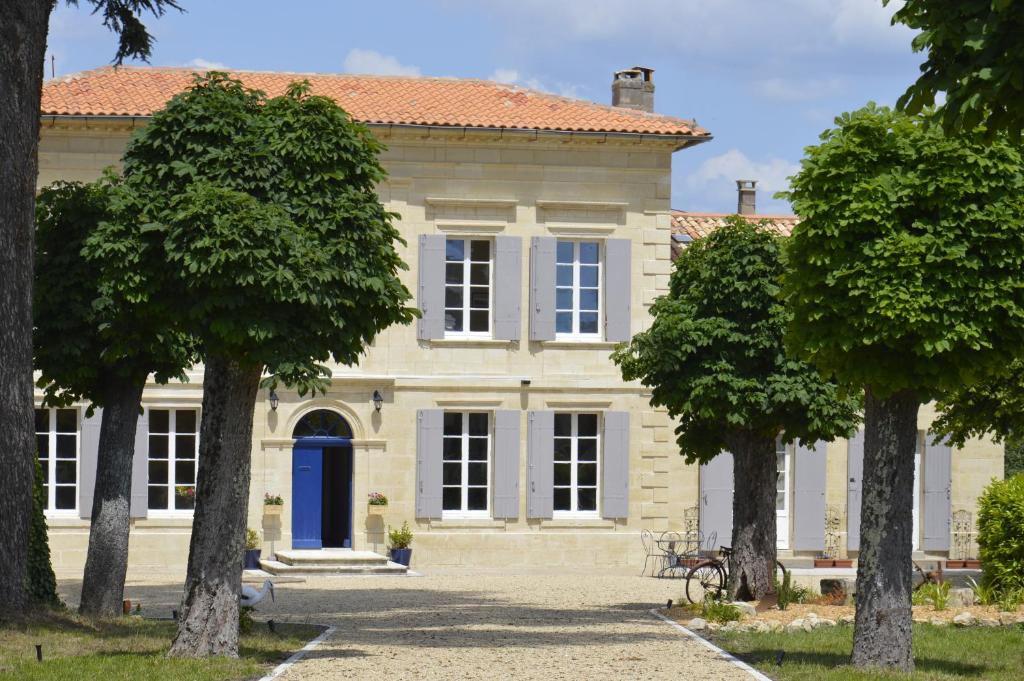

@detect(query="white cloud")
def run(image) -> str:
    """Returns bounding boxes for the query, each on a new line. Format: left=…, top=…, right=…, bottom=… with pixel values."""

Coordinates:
left=487, top=67, right=583, bottom=98
left=186, top=58, right=228, bottom=70
left=685, top=149, right=799, bottom=212
left=342, top=49, right=421, bottom=77
left=753, top=77, right=845, bottom=102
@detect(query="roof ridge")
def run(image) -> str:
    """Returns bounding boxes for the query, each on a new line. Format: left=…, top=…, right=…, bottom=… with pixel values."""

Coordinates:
left=671, top=210, right=799, bottom=219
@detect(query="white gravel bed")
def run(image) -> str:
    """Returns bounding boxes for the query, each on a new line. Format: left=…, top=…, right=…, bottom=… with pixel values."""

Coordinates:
left=59, top=571, right=754, bottom=680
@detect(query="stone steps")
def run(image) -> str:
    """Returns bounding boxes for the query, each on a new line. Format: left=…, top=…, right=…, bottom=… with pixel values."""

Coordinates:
left=260, top=548, right=408, bottom=576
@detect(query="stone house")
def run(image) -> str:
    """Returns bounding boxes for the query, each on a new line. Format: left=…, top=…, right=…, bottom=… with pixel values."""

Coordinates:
left=35, top=66, right=1000, bottom=578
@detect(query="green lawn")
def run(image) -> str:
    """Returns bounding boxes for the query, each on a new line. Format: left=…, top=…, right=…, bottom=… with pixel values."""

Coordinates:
left=715, top=623, right=1024, bottom=681
left=0, top=611, right=322, bottom=681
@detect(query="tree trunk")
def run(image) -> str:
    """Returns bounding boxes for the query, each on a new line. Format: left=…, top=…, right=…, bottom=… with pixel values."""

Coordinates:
left=852, top=387, right=919, bottom=672
left=725, top=431, right=778, bottom=601
left=169, top=355, right=261, bottom=658
left=0, top=0, right=53, bottom=612
left=79, top=373, right=147, bottom=617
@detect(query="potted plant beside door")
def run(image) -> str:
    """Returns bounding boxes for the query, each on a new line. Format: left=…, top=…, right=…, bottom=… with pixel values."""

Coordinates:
left=243, top=528, right=262, bottom=570
left=388, top=521, right=413, bottom=566
left=367, top=491, right=388, bottom=514
left=264, top=492, right=283, bottom=516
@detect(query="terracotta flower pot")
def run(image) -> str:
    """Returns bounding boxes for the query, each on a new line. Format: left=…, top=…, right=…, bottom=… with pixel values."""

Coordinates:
left=814, top=558, right=854, bottom=568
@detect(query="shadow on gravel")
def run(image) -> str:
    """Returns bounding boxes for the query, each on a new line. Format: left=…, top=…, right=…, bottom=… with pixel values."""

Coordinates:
left=58, top=579, right=675, bottom=651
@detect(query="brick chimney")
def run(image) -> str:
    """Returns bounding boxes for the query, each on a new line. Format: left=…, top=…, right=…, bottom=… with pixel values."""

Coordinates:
left=612, top=66, right=655, bottom=113
left=736, top=180, right=757, bottom=215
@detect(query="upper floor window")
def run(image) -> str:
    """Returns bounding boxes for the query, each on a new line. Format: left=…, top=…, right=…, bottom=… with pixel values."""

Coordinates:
left=35, top=408, right=78, bottom=513
left=148, top=408, right=199, bottom=512
left=445, top=238, right=491, bottom=337
left=442, top=411, right=490, bottom=517
left=556, top=240, right=601, bottom=339
left=553, top=412, right=599, bottom=516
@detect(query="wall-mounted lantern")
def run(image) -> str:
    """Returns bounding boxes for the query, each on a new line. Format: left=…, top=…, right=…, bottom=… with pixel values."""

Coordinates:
left=269, top=389, right=280, bottom=411
left=372, top=390, right=384, bottom=413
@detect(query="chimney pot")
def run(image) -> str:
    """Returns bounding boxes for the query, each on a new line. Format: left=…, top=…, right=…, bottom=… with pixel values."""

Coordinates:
left=736, top=179, right=757, bottom=215
left=612, top=66, right=655, bottom=113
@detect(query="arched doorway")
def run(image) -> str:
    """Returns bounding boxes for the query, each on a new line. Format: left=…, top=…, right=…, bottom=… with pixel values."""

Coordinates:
left=291, top=410, right=354, bottom=549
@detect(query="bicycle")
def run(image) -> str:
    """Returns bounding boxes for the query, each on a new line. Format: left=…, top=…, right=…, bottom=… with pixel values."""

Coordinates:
left=684, top=546, right=788, bottom=604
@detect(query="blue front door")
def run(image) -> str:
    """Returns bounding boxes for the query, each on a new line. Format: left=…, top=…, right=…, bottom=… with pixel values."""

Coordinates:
left=292, top=444, right=323, bottom=549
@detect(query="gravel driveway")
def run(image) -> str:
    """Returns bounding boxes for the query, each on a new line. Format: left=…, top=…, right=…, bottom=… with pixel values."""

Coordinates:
left=60, top=570, right=754, bottom=680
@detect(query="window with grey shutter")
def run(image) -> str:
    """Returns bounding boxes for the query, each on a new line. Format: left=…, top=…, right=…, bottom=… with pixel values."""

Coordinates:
left=492, top=410, right=520, bottom=519
left=604, top=239, right=631, bottom=342
left=847, top=429, right=864, bottom=551
left=922, top=432, right=952, bottom=551
left=793, top=439, right=827, bottom=551
left=417, top=235, right=446, bottom=340
left=416, top=409, right=443, bottom=519
left=529, top=237, right=556, bottom=341
left=601, top=411, right=629, bottom=519
left=527, top=410, right=554, bottom=518
left=700, top=452, right=733, bottom=551
left=130, top=408, right=149, bottom=518
left=79, top=407, right=103, bottom=520
left=493, top=237, right=522, bottom=340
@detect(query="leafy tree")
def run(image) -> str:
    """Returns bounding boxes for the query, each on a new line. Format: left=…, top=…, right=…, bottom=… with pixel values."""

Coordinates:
left=117, top=74, right=415, bottom=657
left=0, top=0, right=180, bottom=613
left=34, top=176, right=194, bottom=617
left=781, top=104, right=1024, bottom=671
left=613, top=217, right=860, bottom=600
left=887, top=0, right=1024, bottom=139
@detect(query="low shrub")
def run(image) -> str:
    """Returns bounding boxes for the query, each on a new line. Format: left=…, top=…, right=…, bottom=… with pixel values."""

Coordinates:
left=775, top=571, right=810, bottom=611
left=912, top=581, right=951, bottom=610
left=702, top=595, right=741, bottom=623
left=977, top=475, right=1024, bottom=597
left=968, top=576, right=998, bottom=606
left=388, top=521, right=413, bottom=549
left=245, top=528, right=261, bottom=550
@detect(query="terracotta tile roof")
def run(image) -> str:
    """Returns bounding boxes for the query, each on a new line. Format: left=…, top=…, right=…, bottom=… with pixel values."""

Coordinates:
left=41, top=66, right=710, bottom=140
left=670, top=211, right=799, bottom=259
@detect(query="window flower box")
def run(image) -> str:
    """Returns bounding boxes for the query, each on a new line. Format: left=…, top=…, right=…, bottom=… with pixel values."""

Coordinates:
left=263, top=492, right=283, bottom=516
left=367, top=492, right=388, bottom=514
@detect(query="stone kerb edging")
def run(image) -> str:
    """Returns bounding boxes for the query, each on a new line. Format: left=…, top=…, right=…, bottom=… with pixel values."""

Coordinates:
left=649, top=609, right=773, bottom=681
left=679, top=607, right=1024, bottom=635
left=259, top=625, right=336, bottom=681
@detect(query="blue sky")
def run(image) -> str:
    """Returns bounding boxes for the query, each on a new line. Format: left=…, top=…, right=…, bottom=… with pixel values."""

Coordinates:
left=48, top=0, right=924, bottom=214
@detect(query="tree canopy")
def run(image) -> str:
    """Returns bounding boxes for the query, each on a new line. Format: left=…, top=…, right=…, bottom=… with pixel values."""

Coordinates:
left=780, top=104, right=1024, bottom=400
left=887, top=0, right=1024, bottom=139
left=70, top=0, right=183, bottom=63
left=34, top=175, right=193, bottom=408
left=613, top=216, right=860, bottom=462
left=120, top=74, right=416, bottom=390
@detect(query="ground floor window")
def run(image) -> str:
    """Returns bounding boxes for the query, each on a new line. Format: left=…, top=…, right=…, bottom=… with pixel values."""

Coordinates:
left=776, top=437, right=790, bottom=549
left=442, top=411, right=490, bottom=516
left=148, top=408, right=199, bottom=512
left=34, top=407, right=78, bottom=512
left=554, top=412, right=599, bottom=516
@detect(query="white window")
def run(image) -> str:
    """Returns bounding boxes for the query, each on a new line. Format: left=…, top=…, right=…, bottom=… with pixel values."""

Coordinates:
left=35, top=408, right=78, bottom=513
left=148, top=408, right=199, bottom=512
left=445, top=238, right=491, bottom=337
left=776, top=437, right=790, bottom=549
left=556, top=240, right=601, bottom=339
left=442, top=412, right=490, bottom=517
left=553, top=412, right=599, bottom=516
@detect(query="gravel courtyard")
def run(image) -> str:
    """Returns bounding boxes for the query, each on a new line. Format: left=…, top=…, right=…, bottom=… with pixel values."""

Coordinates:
left=60, top=570, right=754, bottom=680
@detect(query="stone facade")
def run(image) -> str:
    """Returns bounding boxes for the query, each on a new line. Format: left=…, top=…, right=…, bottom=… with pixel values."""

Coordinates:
left=36, top=116, right=1002, bottom=579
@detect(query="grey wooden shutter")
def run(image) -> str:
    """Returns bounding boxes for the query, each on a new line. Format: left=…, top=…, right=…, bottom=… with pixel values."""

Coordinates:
left=604, top=239, right=632, bottom=342
left=847, top=429, right=864, bottom=551
left=601, top=411, right=630, bottom=519
left=922, top=432, right=952, bottom=551
left=492, top=410, right=520, bottom=519
left=699, top=452, right=733, bottom=552
left=529, top=237, right=556, bottom=341
left=526, top=410, right=554, bottom=518
left=79, top=406, right=103, bottom=520
left=793, top=439, right=827, bottom=551
left=493, top=236, right=522, bottom=341
left=416, top=409, right=444, bottom=519
left=417, top=234, right=446, bottom=340
left=130, top=407, right=149, bottom=518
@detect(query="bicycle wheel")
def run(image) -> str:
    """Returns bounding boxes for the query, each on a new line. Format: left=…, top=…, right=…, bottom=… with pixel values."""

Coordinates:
left=685, top=560, right=726, bottom=604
